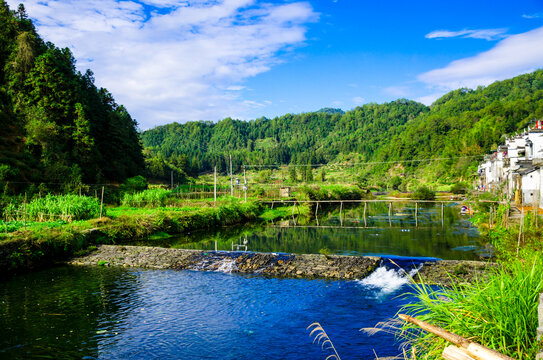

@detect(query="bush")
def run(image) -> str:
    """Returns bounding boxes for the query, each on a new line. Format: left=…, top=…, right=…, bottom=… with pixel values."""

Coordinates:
left=390, top=176, right=402, bottom=190
left=121, top=189, right=171, bottom=207
left=4, top=194, right=102, bottom=221
left=121, top=175, right=148, bottom=193
left=412, top=186, right=435, bottom=200
left=450, top=182, right=467, bottom=194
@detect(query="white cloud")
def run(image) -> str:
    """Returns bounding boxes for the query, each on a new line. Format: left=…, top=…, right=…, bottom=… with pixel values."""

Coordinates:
left=383, top=85, right=410, bottom=97
left=226, top=85, right=246, bottom=91
left=418, top=26, right=543, bottom=90
left=425, top=28, right=508, bottom=41
left=416, top=92, right=445, bottom=106
left=8, top=0, right=317, bottom=128
left=523, top=13, right=543, bottom=19
left=352, top=96, right=365, bottom=105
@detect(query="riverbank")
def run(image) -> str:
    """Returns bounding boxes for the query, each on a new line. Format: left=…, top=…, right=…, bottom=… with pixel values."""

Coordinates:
left=0, top=200, right=282, bottom=275
left=67, top=244, right=493, bottom=284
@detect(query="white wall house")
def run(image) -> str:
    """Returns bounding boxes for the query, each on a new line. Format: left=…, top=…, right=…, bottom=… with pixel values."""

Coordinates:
left=478, top=120, right=543, bottom=209
left=520, top=168, right=543, bottom=207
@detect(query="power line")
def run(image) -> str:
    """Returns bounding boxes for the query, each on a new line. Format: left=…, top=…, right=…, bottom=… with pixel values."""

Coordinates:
left=242, top=155, right=485, bottom=168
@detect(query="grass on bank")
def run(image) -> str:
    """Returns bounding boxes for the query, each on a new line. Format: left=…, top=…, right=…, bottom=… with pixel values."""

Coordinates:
left=385, top=198, right=543, bottom=359
left=396, top=254, right=543, bottom=360
left=4, top=194, right=102, bottom=222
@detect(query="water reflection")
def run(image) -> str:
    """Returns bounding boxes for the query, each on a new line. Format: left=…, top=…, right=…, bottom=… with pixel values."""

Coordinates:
left=1, top=268, right=419, bottom=359
left=0, top=266, right=141, bottom=359
left=147, top=202, right=484, bottom=260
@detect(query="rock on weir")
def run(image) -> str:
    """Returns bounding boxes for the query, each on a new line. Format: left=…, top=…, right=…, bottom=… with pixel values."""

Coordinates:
left=69, top=245, right=381, bottom=280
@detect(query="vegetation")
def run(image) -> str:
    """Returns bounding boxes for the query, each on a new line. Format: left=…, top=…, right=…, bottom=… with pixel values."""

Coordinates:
left=411, top=186, right=435, bottom=200
left=0, top=199, right=263, bottom=274
left=121, top=189, right=171, bottom=207
left=142, top=70, right=543, bottom=185
left=4, top=194, right=101, bottom=221
left=0, top=2, right=144, bottom=192
left=399, top=254, right=543, bottom=359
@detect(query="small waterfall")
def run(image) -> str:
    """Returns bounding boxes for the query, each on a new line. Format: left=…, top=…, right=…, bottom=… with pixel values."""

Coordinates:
left=358, top=265, right=419, bottom=295
left=215, top=258, right=238, bottom=273
left=358, top=257, right=429, bottom=296
left=190, top=253, right=239, bottom=273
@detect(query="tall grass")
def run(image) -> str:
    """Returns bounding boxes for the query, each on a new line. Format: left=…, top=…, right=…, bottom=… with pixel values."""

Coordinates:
left=4, top=195, right=101, bottom=222
left=121, top=189, right=171, bottom=207
left=398, top=254, right=543, bottom=359
left=298, top=184, right=367, bottom=201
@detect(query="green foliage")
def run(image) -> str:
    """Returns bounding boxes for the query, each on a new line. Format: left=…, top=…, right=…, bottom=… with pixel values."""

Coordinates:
left=142, top=70, right=543, bottom=184
left=121, top=189, right=171, bottom=207
left=400, top=254, right=543, bottom=359
left=0, top=2, right=144, bottom=186
left=411, top=186, right=435, bottom=200
left=256, top=170, right=272, bottom=184
left=121, top=175, right=148, bottom=193
left=298, top=184, right=366, bottom=201
left=450, top=182, right=467, bottom=194
left=4, top=194, right=101, bottom=221
left=288, top=166, right=297, bottom=183
left=319, top=168, right=326, bottom=182
left=390, top=176, right=402, bottom=190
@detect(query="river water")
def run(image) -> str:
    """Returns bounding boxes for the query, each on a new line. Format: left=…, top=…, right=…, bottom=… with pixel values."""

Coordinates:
left=0, top=203, right=485, bottom=359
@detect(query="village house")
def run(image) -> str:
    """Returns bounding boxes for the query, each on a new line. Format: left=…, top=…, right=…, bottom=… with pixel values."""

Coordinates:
left=478, top=120, right=543, bottom=208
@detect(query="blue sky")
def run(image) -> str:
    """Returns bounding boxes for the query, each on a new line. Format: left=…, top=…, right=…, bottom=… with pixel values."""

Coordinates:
left=7, top=0, right=543, bottom=128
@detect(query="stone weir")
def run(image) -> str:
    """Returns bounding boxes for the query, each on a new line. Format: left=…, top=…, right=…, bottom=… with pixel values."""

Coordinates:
left=69, top=245, right=380, bottom=280
left=68, top=245, right=496, bottom=283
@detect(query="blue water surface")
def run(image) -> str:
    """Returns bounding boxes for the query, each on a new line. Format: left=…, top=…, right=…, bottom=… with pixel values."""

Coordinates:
left=0, top=266, right=415, bottom=359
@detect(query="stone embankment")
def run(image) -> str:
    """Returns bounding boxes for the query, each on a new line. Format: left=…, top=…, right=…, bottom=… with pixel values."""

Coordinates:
left=416, top=260, right=498, bottom=285
left=69, top=245, right=496, bottom=284
left=69, top=245, right=380, bottom=280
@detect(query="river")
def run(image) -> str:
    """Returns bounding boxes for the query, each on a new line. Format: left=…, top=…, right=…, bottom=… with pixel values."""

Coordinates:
left=0, top=202, right=485, bottom=359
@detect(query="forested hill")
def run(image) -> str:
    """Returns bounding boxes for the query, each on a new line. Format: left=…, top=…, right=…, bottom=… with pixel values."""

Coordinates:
left=142, top=99, right=427, bottom=178
left=0, top=2, right=144, bottom=188
left=142, top=69, right=543, bottom=183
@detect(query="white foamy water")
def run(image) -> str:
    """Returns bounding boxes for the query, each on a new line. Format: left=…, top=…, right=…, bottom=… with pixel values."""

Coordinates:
left=215, top=258, right=238, bottom=273
left=358, top=265, right=420, bottom=295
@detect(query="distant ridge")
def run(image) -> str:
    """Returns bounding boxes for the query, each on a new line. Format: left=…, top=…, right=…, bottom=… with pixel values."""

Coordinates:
left=142, top=70, right=543, bottom=184
left=316, top=108, right=345, bottom=115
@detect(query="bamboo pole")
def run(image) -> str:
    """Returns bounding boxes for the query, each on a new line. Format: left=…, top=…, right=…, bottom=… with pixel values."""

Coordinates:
left=339, top=201, right=343, bottom=226
left=389, top=202, right=392, bottom=227
left=398, top=314, right=514, bottom=360
left=23, top=192, right=27, bottom=228
left=100, top=186, right=105, bottom=219
left=363, top=201, right=367, bottom=227
left=443, top=345, right=476, bottom=360
left=415, top=202, right=418, bottom=227
left=442, top=202, right=444, bottom=227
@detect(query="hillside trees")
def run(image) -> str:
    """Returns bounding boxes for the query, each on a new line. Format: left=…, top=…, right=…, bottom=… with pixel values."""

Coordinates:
left=0, top=1, right=144, bottom=189
left=142, top=69, right=543, bottom=184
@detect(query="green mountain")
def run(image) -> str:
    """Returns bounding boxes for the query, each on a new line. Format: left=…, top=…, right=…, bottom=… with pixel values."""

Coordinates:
left=0, top=2, right=144, bottom=190
left=142, top=69, right=543, bottom=184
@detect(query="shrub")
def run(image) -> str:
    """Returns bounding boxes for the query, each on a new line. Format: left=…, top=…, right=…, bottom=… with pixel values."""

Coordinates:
left=412, top=186, right=435, bottom=200
left=4, top=195, right=102, bottom=221
left=121, top=175, right=148, bottom=193
left=121, top=189, right=171, bottom=207
left=390, top=176, right=402, bottom=190
left=450, top=182, right=467, bottom=194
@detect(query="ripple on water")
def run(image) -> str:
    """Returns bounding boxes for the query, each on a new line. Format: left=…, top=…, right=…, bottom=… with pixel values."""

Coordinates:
left=0, top=266, right=418, bottom=360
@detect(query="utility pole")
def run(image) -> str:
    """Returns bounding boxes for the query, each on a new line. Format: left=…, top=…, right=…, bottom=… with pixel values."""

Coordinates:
left=230, top=154, right=233, bottom=197
left=214, top=166, right=217, bottom=204
left=243, top=165, right=247, bottom=202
